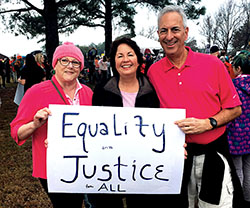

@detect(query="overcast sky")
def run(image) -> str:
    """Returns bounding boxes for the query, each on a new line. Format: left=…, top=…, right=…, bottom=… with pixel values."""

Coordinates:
left=0, top=0, right=227, bottom=57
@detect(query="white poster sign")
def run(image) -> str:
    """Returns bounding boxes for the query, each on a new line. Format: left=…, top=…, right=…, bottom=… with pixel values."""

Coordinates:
left=47, top=105, right=185, bottom=194
left=13, top=83, right=24, bottom=105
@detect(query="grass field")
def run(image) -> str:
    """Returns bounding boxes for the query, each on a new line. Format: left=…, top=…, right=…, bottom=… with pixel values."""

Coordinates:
left=0, top=83, right=53, bottom=208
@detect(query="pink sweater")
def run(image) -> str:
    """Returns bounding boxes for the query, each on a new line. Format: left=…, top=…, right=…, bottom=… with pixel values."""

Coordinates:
left=10, top=76, right=93, bottom=179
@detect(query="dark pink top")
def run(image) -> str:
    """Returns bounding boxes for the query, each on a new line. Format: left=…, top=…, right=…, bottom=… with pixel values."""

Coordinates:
left=10, top=76, right=93, bottom=178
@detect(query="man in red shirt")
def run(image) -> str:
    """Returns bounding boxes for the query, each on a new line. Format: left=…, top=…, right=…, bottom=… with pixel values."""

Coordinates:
left=147, top=5, right=244, bottom=208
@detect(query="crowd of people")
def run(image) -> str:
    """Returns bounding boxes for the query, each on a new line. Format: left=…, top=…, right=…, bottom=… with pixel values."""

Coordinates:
left=0, top=52, right=52, bottom=92
left=1, top=4, right=249, bottom=208
left=0, top=44, right=158, bottom=92
left=77, top=47, right=157, bottom=85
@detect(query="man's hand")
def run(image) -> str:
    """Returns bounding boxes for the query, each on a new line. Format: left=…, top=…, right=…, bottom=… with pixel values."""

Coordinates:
left=175, top=117, right=211, bottom=134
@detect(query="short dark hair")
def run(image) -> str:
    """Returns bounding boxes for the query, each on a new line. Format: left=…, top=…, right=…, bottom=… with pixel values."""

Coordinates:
left=210, top=45, right=219, bottom=54
left=110, top=37, right=143, bottom=77
left=233, top=50, right=250, bottom=74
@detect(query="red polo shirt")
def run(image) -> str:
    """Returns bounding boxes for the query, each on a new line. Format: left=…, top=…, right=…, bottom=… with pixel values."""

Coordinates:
left=147, top=47, right=241, bottom=144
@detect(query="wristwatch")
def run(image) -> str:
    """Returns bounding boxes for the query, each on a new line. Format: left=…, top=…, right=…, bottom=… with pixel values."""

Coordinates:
left=209, top=117, right=217, bottom=129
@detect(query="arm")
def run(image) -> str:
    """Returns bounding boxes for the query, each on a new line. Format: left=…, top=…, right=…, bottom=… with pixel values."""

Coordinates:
left=17, top=77, right=26, bottom=85
left=17, top=107, right=51, bottom=141
left=175, top=106, right=242, bottom=134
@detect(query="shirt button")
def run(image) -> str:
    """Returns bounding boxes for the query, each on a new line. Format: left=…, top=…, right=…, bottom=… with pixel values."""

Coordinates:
left=179, top=82, right=182, bottom=85
left=178, top=73, right=181, bottom=76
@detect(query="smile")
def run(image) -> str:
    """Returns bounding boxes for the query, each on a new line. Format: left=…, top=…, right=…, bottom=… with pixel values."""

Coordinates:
left=65, top=70, right=75, bottom=74
left=164, top=39, right=178, bottom=46
left=121, top=65, right=132, bottom=68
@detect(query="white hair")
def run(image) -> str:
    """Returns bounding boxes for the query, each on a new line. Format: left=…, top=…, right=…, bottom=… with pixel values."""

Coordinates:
left=158, top=5, right=188, bottom=28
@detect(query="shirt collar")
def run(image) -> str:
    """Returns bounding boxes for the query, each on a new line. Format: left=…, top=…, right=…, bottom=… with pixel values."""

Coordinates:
left=164, top=46, right=193, bottom=72
left=75, top=79, right=83, bottom=93
left=65, top=79, right=82, bottom=104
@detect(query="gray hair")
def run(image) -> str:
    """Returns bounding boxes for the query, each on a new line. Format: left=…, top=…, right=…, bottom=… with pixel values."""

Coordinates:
left=158, top=5, right=188, bottom=28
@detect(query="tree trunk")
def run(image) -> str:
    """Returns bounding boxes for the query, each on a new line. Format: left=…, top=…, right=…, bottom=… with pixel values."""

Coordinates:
left=244, top=15, right=250, bottom=49
left=43, top=0, right=59, bottom=66
left=104, top=0, right=112, bottom=57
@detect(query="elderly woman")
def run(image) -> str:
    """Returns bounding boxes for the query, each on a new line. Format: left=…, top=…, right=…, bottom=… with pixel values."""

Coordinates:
left=10, top=42, right=93, bottom=208
left=88, top=37, right=161, bottom=207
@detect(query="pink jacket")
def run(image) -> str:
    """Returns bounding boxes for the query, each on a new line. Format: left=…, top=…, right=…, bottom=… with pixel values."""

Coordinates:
left=10, top=76, right=93, bottom=179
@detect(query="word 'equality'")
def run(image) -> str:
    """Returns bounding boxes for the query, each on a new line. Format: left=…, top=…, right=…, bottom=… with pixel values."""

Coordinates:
left=62, top=113, right=166, bottom=154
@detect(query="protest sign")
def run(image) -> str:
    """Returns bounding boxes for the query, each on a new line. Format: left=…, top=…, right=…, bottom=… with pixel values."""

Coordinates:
left=47, top=104, right=185, bottom=194
left=13, top=83, right=24, bottom=105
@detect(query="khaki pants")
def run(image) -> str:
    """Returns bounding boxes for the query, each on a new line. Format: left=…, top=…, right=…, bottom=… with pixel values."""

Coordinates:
left=188, top=153, right=234, bottom=208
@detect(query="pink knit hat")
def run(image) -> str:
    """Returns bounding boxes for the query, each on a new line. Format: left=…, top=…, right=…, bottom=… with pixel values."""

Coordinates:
left=52, top=42, right=84, bottom=70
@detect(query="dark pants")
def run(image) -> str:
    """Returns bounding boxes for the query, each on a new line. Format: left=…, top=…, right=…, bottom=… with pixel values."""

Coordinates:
left=39, top=178, right=85, bottom=208
left=0, top=73, right=5, bottom=88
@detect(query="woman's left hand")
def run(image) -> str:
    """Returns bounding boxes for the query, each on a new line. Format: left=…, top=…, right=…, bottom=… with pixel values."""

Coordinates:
left=44, top=139, right=48, bottom=148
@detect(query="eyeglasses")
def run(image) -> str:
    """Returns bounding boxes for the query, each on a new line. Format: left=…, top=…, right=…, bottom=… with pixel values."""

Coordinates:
left=58, top=58, right=81, bottom=68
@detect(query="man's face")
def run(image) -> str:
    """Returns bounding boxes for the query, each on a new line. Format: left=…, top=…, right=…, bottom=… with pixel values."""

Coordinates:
left=158, top=12, right=189, bottom=57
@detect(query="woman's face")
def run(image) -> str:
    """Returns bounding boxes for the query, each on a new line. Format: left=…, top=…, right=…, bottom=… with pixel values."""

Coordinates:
left=41, top=55, right=44, bottom=63
left=115, top=43, right=139, bottom=78
left=233, top=65, right=241, bottom=77
left=54, top=56, right=81, bottom=84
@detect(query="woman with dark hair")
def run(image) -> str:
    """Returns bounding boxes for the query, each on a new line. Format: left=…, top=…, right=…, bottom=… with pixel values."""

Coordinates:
left=92, top=37, right=158, bottom=108
left=19, top=53, right=46, bottom=93
left=88, top=37, right=164, bottom=207
left=227, top=50, right=250, bottom=206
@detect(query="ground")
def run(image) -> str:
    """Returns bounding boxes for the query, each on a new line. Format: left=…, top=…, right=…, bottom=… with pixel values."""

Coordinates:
left=0, top=83, right=54, bottom=207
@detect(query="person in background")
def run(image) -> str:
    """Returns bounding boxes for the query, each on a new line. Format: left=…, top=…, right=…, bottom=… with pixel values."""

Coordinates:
left=220, top=49, right=227, bottom=63
left=224, top=56, right=236, bottom=79
left=210, top=45, right=220, bottom=57
left=94, top=56, right=101, bottom=84
left=227, top=50, right=250, bottom=206
left=88, top=37, right=161, bottom=208
left=17, top=56, right=26, bottom=84
left=147, top=5, right=244, bottom=208
left=19, top=53, right=46, bottom=93
left=87, top=47, right=98, bottom=84
left=43, top=55, right=53, bottom=80
left=10, top=42, right=93, bottom=208
left=4, top=57, right=11, bottom=83
left=98, top=55, right=108, bottom=82
left=0, top=59, right=6, bottom=88
left=11, top=55, right=18, bottom=82
left=35, top=53, right=52, bottom=80
left=34, top=52, right=53, bottom=79
left=34, top=52, right=45, bottom=69
left=14, top=55, right=23, bottom=80
left=9, top=56, right=16, bottom=82
left=144, top=49, right=154, bottom=75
